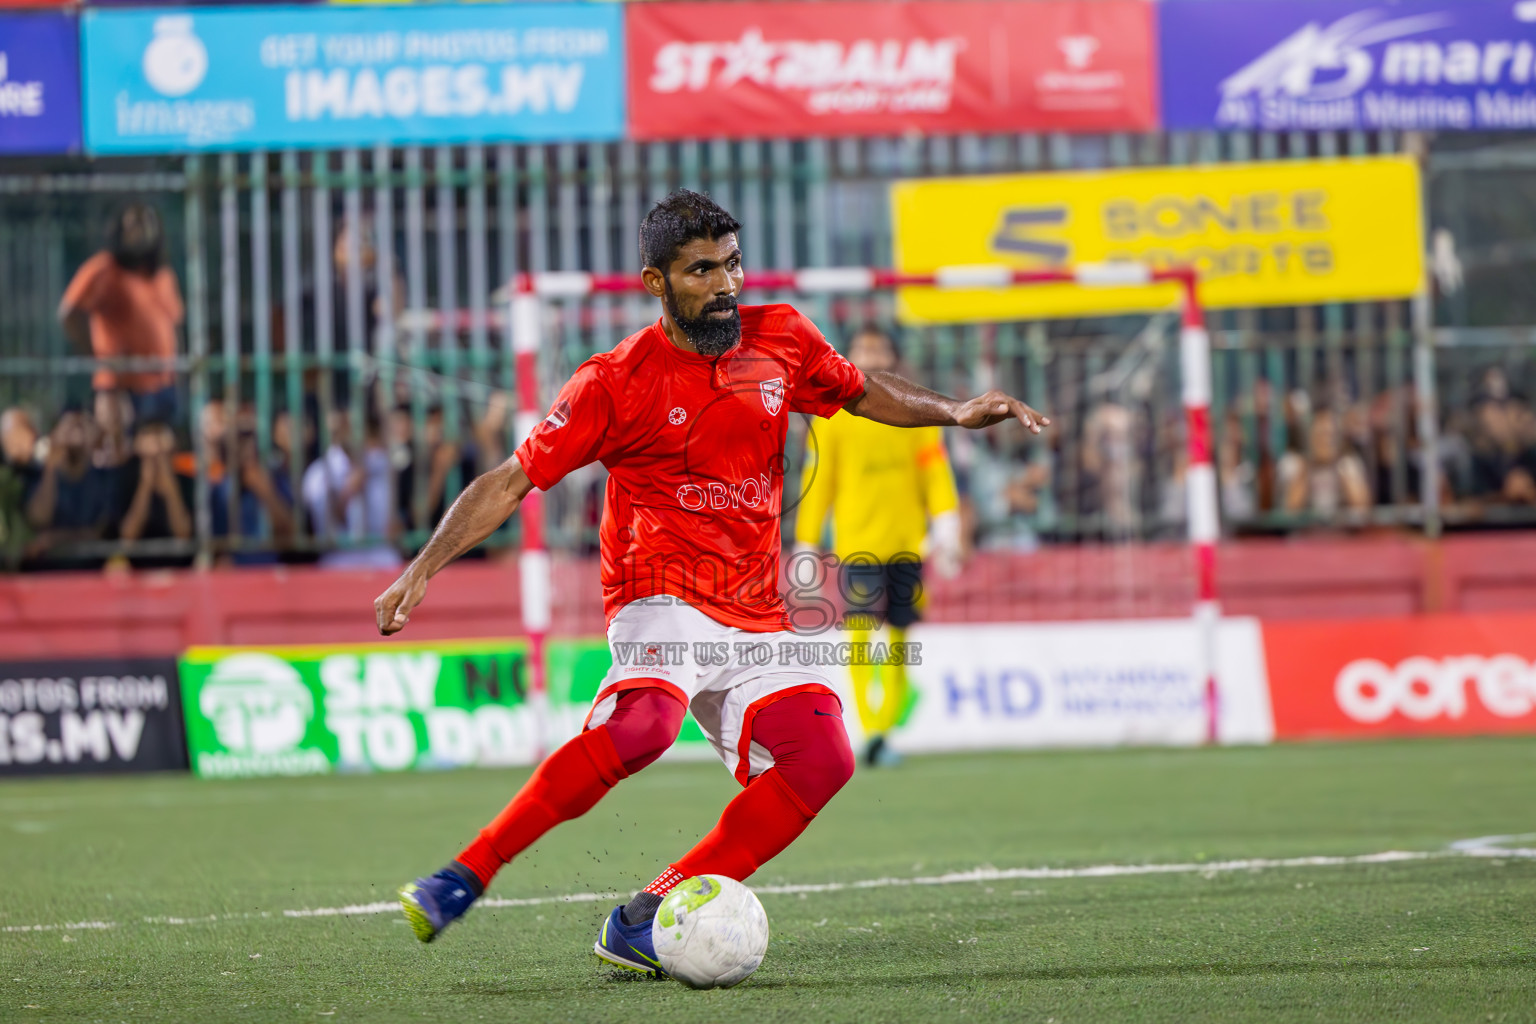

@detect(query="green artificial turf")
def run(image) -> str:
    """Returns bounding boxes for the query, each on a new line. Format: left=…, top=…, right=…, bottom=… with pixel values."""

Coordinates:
left=3, top=738, right=1535, bottom=1023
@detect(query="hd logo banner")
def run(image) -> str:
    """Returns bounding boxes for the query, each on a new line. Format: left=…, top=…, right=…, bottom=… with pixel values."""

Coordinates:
left=894, top=619, right=1274, bottom=750
left=891, top=156, right=1424, bottom=323
left=1160, top=0, right=1536, bottom=132
left=81, top=3, right=623, bottom=153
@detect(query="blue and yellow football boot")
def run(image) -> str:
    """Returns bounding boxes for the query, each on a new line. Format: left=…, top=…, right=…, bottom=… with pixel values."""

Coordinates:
left=593, top=904, right=668, bottom=977
left=399, top=866, right=480, bottom=943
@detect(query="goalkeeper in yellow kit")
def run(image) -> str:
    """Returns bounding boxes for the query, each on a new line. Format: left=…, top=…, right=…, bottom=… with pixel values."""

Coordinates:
left=795, top=328, right=961, bottom=767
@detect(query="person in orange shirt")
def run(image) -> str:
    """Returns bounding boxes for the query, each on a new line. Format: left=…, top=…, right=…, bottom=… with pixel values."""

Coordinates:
left=59, top=204, right=184, bottom=428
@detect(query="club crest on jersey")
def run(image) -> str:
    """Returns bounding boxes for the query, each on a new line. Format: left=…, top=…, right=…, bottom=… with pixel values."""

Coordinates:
left=544, top=399, right=571, bottom=430
left=760, top=377, right=785, bottom=416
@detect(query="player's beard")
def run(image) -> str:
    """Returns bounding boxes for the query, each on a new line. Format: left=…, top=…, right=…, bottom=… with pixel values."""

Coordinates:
left=665, top=278, right=741, bottom=358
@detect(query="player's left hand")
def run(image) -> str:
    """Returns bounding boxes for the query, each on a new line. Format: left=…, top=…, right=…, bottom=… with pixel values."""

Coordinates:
left=952, top=391, right=1052, bottom=433
left=375, top=569, right=428, bottom=635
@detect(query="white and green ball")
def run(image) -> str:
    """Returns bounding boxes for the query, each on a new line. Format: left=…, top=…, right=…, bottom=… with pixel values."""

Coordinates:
left=652, top=875, right=769, bottom=989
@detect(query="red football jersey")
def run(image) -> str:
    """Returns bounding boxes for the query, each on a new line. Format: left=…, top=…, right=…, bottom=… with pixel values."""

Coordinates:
left=515, top=304, right=866, bottom=632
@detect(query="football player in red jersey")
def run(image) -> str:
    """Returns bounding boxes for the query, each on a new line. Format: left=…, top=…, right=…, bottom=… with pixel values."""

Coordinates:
left=380, top=190, right=1049, bottom=971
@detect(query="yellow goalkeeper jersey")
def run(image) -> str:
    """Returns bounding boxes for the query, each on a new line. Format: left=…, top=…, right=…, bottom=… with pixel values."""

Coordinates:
left=794, top=410, right=959, bottom=562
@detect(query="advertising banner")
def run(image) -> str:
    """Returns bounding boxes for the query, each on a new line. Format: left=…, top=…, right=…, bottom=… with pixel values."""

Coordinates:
left=0, top=658, right=187, bottom=776
left=1265, top=612, right=1536, bottom=740
left=81, top=3, right=623, bottom=154
left=626, top=0, right=1156, bottom=141
left=178, top=639, right=716, bottom=778
left=891, top=157, right=1424, bottom=323
left=1161, top=0, right=1536, bottom=132
left=0, top=13, right=82, bottom=154
left=874, top=619, right=1274, bottom=753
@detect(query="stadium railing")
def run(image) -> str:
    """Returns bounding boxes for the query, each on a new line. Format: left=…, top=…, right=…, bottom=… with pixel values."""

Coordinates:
left=3, top=139, right=1535, bottom=575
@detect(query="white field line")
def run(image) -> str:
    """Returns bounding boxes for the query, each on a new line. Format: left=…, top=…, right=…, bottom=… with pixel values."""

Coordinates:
left=283, top=892, right=624, bottom=919
left=5, top=838, right=1534, bottom=936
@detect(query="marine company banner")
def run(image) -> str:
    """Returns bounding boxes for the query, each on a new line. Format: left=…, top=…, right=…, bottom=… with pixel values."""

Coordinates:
left=866, top=619, right=1274, bottom=753
left=0, top=658, right=187, bottom=776
left=177, top=639, right=716, bottom=779
left=0, top=12, right=82, bottom=154
left=81, top=3, right=623, bottom=153
left=891, top=157, right=1424, bottom=322
left=626, top=0, right=1157, bottom=140
left=1161, top=0, right=1536, bottom=131
left=1264, top=612, right=1536, bottom=739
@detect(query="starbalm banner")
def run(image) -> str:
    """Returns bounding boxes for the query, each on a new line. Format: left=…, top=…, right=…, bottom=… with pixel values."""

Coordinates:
left=627, top=0, right=1157, bottom=140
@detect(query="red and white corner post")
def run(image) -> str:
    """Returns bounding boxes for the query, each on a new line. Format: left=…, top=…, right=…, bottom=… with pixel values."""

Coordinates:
left=1176, top=274, right=1222, bottom=744
left=510, top=275, right=551, bottom=760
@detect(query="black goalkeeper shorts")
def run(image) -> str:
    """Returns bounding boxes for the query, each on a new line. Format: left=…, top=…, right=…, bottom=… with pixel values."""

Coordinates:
left=841, top=557, right=924, bottom=629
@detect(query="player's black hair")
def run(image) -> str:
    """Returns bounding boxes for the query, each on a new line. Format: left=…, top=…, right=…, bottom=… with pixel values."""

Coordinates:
left=107, top=202, right=165, bottom=276
left=639, top=189, right=742, bottom=273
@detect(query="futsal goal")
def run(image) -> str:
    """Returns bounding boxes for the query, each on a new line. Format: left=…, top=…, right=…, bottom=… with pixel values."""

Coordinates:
left=503, top=264, right=1220, bottom=755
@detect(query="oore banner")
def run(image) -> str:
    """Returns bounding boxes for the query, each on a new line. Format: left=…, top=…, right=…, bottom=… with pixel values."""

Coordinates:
left=626, top=0, right=1157, bottom=140
left=0, top=12, right=82, bottom=154
left=1264, top=611, right=1536, bottom=739
left=0, top=658, right=187, bottom=776
left=81, top=3, right=624, bottom=153
left=891, top=157, right=1424, bottom=322
left=1161, top=0, right=1536, bottom=131
left=177, top=639, right=716, bottom=779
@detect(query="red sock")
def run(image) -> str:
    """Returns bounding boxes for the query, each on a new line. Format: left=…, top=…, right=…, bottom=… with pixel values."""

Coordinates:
left=668, top=768, right=815, bottom=882
left=655, top=690, right=854, bottom=885
left=454, top=725, right=627, bottom=888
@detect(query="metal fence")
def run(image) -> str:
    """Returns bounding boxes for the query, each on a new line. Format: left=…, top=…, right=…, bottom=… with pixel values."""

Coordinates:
left=3, top=129, right=1536, bottom=570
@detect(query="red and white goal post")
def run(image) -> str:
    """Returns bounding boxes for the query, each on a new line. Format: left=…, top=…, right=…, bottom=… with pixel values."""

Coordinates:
left=507, top=263, right=1220, bottom=752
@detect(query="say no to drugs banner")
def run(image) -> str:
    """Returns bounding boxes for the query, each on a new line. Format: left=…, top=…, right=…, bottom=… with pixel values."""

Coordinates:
left=177, top=639, right=717, bottom=778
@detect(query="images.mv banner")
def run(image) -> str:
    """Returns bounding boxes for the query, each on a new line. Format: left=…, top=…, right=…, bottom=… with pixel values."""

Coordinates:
left=81, top=3, right=624, bottom=153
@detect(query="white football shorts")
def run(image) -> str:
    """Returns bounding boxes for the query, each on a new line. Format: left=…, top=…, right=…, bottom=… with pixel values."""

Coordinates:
left=585, top=596, right=841, bottom=784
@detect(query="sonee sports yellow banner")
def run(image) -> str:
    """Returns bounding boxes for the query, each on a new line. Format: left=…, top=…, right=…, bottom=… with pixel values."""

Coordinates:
left=891, top=156, right=1423, bottom=323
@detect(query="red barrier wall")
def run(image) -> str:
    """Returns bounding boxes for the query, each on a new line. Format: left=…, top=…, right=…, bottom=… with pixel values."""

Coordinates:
left=4, top=534, right=1536, bottom=658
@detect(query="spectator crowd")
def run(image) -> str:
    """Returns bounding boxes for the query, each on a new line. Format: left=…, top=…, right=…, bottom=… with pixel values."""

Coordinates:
left=5, top=203, right=1536, bottom=573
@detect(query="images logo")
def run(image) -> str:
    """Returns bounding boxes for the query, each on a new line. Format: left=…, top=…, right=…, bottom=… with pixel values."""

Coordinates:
left=142, top=15, right=208, bottom=98
left=199, top=652, right=312, bottom=755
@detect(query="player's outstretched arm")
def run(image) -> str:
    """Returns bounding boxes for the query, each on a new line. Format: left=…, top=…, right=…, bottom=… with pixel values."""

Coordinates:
left=844, top=370, right=1052, bottom=434
left=373, top=456, right=536, bottom=635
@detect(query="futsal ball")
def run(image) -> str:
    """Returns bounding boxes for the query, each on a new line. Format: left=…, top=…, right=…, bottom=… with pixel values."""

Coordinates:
left=652, top=874, right=769, bottom=989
